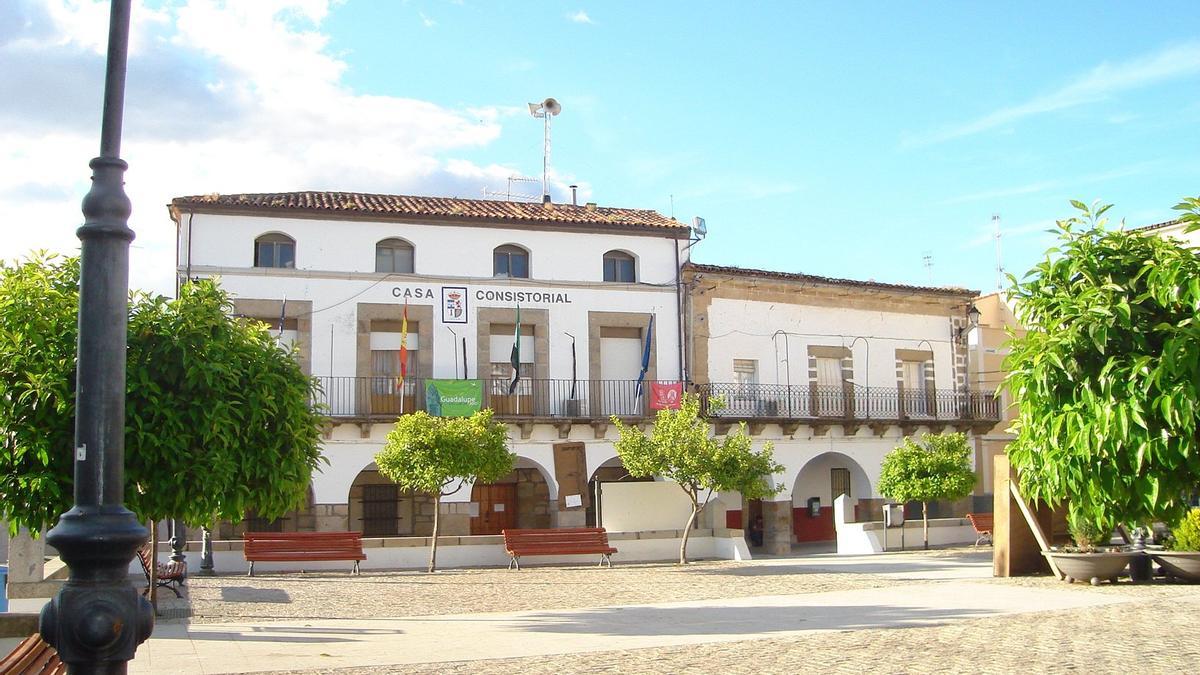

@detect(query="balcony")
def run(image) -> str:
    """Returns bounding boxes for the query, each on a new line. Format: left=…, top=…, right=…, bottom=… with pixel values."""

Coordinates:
left=313, top=377, right=1001, bottom=432
left=315, top=376, right=668, bottom=421
left=697, top=382, right=1000, bottom=432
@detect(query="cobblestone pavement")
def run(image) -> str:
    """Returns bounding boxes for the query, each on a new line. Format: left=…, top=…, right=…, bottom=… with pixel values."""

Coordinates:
left=163, top=557, right=932, bottom=624
left=278, top=586, right=1200, bottom=674
left=156, top=552, right=1200, bottom=674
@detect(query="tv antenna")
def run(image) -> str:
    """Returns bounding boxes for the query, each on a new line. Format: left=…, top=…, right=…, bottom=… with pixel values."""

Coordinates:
left=992, top=213, right=1004, bottom=290
left=922, top=251, right=933, bottom=284
left=528, top=97, right=561, bottom=203
left=483, top=175, right=539, bottom=202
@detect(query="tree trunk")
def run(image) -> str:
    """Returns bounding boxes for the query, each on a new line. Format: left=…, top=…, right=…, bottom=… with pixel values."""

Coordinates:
left=428, top=494, right=441, bottom=573
left=679, top=501, right=700, bottom=565
left=922, top=501, right=929, bottom=550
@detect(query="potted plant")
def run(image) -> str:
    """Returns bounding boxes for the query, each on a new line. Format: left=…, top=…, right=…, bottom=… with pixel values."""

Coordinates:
left=1005, top=198, right=1200, bottom=585
left=1153, top=508, right=1200, bottom=582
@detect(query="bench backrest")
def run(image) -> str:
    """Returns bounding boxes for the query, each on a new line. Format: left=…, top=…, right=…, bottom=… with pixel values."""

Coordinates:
left=967, top=513, right=993, bottom=531
left=503, top=528, right=611, bottom=549
left=244, top=531, right=364, bottom=555
left=0, top=634, right=65, bottom=675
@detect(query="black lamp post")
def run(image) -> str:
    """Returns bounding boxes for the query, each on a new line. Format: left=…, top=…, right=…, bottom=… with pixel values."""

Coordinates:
left=39, top=1, right=155, bottom=671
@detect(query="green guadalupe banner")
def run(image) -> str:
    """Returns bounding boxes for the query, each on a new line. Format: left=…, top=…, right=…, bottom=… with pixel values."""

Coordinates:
left=425, top=379, right=484, bottom=417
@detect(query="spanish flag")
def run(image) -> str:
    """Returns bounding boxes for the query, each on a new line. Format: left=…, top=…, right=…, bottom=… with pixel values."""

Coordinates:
left=399, top=300, right=409, bottom=387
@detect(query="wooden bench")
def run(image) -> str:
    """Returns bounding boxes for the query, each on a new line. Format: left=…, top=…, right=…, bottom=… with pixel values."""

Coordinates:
left=138, top=546, right=187, bottom=598
left=243, top=531, right=365, bottom=576
left=967, top=513, right=993, bottom=547
left=502, top=528, right=617, bottom=570
left=0, top=634, right=64, bottom=675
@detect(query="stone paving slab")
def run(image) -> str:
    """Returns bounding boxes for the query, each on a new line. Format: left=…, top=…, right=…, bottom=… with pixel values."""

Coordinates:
left=130, top=579, right=1131, bottom=674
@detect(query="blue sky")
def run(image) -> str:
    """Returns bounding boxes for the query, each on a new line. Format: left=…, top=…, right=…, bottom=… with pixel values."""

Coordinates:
left=2, top=1, right=1198, bottom=294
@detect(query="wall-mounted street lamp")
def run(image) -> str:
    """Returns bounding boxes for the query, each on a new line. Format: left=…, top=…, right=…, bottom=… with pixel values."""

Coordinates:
left=956, top=304, right=982, bottom=341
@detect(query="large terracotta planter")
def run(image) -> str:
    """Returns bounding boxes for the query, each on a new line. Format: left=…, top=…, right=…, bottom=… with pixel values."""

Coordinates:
left=1042, top=550, right=1142, bottom=585
left=1151, top=551, right=1200, bottom=582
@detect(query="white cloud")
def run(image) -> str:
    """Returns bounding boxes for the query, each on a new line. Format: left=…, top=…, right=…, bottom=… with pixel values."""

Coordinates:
left=0, top=1, right=529, bottom=295
left=418, top=10, right=436, bottom=28
left=567, top=10, right=593, bottom=25
left=905, top=42, right=1200, bottom=148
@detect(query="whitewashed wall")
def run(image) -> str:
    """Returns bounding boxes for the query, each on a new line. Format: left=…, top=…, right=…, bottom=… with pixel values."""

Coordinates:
left=705, top=297, right=955, bottom=390
left=179, top=212, right=684, bottom=383
left=180, top=213, right=683, bottom=287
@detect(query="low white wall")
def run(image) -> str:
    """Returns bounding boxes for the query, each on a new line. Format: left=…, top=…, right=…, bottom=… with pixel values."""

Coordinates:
left=600, top=482, right=693, bottom=532
left=133, top=528, right=752, bottom=575
left=835, top=518, right=980, bottom=554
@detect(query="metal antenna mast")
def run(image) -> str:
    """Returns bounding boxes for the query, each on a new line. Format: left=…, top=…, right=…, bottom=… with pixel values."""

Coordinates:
left=922, top=251, right=933, bottom=285
left=993, top=213, right=1003, bottom=290
left=527, top=98, right=561, bottom=203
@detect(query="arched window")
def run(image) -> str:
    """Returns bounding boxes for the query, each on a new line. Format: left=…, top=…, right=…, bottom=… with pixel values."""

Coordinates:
left=375, top=238, right=415, bottom=274
left=603, top=250, right=636, bottom=282
left=254, top=233, right=295, bottom=268
left=493, top=244, right=530, bottom=278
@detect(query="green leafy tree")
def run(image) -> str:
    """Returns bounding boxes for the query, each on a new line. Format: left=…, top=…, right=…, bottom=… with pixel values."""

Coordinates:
left=375, top=409, right=513, bottom=572
left=0, top=253, right=325, bottom=533
left=1005, top=198, right=1200, bottom=543
left=612, top=394, right=783, bottom=564
left=876, top=433, right=977, bottom=550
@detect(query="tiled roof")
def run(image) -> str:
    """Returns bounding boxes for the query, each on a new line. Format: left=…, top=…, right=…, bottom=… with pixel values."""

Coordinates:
left=1131, top=218, right=1182, bottom=232
left=170, top=191, right=686, bottom=234
left=684, top=263, right=977, bottom=297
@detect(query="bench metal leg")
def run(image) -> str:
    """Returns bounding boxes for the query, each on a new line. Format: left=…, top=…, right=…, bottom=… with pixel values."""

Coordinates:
left=508, top=556, right=520, bottom=571
left=248, top=561, right=254, bottom=577
left=353, top=560, right=361, bottom=575
left=600, top=553, right=612, bottom=568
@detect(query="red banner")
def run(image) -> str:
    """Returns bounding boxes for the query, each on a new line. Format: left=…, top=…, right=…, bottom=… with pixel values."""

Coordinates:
left=650, top=382, right=683, bottom=410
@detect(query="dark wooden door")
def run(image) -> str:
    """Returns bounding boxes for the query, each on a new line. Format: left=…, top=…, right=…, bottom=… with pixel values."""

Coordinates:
left=471, top=483, right=516, bottom=535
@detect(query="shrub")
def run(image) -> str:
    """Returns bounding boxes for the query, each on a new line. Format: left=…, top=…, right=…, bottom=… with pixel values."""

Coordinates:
left=1169, top=508, right=1200, bottom=552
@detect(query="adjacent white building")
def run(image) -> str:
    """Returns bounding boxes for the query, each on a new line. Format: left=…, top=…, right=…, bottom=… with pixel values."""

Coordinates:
left=681, top=264, right=998, bottom=553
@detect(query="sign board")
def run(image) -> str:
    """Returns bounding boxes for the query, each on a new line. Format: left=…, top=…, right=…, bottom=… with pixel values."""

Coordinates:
left=650, top=382, right=683, bottom=410
left=564, top=494, right=582, bottom=508
left=425, top=379, right=483, bottom=417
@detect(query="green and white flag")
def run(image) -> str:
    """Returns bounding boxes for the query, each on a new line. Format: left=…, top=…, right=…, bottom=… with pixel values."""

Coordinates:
left=508, top=305, right=521, bottom=394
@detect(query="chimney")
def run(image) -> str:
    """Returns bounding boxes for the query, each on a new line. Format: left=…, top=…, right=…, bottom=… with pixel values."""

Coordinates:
left=569, top=184, right=578, bottom=206
left=585, top=202, right=597, bottom=211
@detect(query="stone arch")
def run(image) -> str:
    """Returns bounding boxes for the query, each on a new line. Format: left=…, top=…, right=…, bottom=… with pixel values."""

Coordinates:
left=346, top=462, right=438, bottom=537
left=585, top=456, right=653, bottom=527
left=790, top=452, right=873, bottom=543
left=470, top=455, right=554, bottom=534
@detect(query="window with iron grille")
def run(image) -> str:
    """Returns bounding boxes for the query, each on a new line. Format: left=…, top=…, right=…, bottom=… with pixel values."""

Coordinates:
left=361, top=484, right=399, bottom=536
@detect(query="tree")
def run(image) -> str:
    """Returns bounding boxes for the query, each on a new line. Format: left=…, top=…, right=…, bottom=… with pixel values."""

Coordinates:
left=876, top=433, right=976, bottom=550
left=1005, top=199, right=1200, bottom=542
left=612, top=394, right=783, bottom=564
left=375, top=409, right=513, bottom=572
left=0, top=253, right=325, bottom=534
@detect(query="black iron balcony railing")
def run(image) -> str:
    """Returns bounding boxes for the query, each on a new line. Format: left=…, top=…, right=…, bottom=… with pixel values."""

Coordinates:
left=315, top=376, right=672, bottom=419
left=313, top=377, right=1000, bottom=423
left=698, top=382, right=1000, bottom=422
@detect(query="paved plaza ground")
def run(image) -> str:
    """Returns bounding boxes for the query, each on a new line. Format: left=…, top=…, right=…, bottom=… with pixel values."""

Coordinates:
left=10, top=548, right=1200, bottom=673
